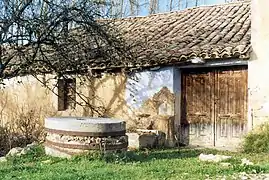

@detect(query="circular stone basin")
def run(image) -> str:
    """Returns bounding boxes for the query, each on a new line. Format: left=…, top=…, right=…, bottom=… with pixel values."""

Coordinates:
left=44, top=117, right=127, bottom=158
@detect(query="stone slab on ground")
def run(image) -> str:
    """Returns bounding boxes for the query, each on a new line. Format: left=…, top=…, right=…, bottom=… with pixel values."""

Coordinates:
left=127, top=129, right=166, bottom=149
left=199, top=153, right=232, bottom=162
left=127, top=133, right=157, bottom=149
left=0, top=157, right=7, bottom=162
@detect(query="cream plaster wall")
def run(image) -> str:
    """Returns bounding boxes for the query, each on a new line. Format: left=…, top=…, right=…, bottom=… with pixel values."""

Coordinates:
left=249, top=0, right=269, bottom=128
left=0, top=68, right=176, bottom=141
left=0, top=75, right=57, bottom=128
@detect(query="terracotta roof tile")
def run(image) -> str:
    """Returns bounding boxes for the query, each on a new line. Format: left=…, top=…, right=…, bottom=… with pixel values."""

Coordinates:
left=112, top=1, right=250, bottom=68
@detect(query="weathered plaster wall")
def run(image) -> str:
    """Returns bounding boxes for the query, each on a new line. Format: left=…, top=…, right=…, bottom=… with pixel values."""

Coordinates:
left=249, top=0, right=269, bottom=128
left=0, top=67, right=178, bottom=143
left=126, top=68, right=177, bottom=116
left=173, top=68, right=181, bottom=137
left=0, top=76, right=57, bottom=127
left=125, top=67, right=178, bottom=146
left=82, top=73, right=131, bottom=120
left=126, top=67, right=174, bottom=110
left=0, top=74, right=129, bottom=127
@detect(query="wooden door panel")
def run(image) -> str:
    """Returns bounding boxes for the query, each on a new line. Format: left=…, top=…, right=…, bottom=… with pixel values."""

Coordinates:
left=181, top=66, right=248, bottom=148
left=189, top=124, right=209, bottom=136
left=215, top=67, right=248, bottom=147
left=219, top=117, right=228, bottom=137
left=183, top=71, right=213, bottom=124
left=181, top=69, right=214, bottom=146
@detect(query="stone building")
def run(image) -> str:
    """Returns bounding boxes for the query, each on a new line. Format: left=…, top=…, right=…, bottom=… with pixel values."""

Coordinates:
left=1, top=0, right=267, bottom=150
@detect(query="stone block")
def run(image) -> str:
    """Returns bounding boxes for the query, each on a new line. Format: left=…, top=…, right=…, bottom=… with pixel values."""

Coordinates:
left=127, top=130, right=166, bottom=149
left=127, top=133, right=140, bottom=149
left=127, top=132, right=157, bottom=149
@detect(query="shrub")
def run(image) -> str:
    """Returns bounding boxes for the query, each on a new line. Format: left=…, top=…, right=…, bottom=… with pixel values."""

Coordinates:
left=243, top=123, right=269, bottom=153
left=0, top=107, right=47, bottom=156
left=0, top=126, right=11, bottom=156
left=0, top=87, right=58, bottom=155
left=12, top=109, right=45, bottom=144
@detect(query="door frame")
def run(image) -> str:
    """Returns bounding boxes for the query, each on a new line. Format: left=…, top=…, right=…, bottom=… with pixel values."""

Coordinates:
left=174, top=59, right=249, bottom=147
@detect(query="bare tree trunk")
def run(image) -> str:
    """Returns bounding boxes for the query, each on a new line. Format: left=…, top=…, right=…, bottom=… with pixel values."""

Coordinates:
left=110, top=0, right=123, bottom=18
left=130, top=0, right=137, bottom=16
left=120, top=0, right=124, bottom=17
left=130, top=0, right=140, bottom=16
left=178, top=0, right=181, bottom=10
left=169, top=0, right=173, bottom=11
left=40, top=0, right=48, bottom=17
left=149, top=0, right=158, bottom=14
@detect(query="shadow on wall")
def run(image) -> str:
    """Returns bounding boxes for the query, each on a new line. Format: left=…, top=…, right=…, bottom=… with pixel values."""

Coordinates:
left=80, top=75, right=178, bottom=147
left=0, top=73, right=178, bottom=150
left=80, top=73, right=137, bottom=123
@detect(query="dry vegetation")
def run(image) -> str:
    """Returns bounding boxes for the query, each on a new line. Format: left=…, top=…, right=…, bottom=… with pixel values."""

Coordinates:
left=0, top=84, right=58, bottom=155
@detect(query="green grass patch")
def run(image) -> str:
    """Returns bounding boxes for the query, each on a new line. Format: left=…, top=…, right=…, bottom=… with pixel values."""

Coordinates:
left=0, top=146, right=269, bottom=180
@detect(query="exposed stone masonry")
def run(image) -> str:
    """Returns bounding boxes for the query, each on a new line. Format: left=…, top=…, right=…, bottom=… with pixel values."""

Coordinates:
left=46, top=132, right=128, bottom=147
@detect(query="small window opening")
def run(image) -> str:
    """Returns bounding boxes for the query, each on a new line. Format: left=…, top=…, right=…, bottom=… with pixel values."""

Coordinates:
left=58, top=78, right=76, bottom=111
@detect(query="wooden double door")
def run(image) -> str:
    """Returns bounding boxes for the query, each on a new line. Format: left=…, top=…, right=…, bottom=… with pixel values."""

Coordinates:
left=181, top=66, right=248, bottom=149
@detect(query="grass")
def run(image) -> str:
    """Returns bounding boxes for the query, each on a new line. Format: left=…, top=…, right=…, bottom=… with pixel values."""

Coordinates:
left=0, top=146, right=269, bottom=180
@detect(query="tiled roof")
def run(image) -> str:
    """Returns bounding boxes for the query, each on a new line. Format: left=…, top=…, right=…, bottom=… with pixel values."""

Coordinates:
left=113, top=1, right=251, bottom=68
left=5, top=1, right=250, bottom=77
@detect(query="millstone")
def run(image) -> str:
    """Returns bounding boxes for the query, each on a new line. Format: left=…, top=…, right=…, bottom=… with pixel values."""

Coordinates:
left=44, top=117, right=128, bottom=158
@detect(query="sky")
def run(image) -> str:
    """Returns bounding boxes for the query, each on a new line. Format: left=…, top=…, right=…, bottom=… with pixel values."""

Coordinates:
left=123, top=0, right=229, bottom=17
